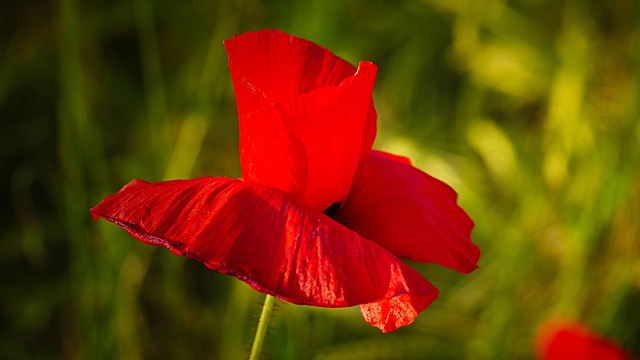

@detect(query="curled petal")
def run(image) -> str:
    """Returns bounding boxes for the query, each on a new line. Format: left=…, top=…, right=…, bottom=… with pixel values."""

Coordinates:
left=360, top=265, right=438, bottom=333
left=336, top=151, right=479, bottom=273
left=225, top=30, right=377, bottom=212
left=225, top=29, right=361, bottom=119
left=90, top=177, right=437, bottom=327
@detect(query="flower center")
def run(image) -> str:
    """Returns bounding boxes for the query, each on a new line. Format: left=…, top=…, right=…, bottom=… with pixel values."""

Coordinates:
left=322, top=201, right=342, bottom=218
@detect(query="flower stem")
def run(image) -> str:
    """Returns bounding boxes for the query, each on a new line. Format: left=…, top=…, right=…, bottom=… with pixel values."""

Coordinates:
left=249, top=294, right=275, bottom=360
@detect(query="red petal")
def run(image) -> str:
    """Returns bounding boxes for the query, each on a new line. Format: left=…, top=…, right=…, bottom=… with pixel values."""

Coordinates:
left=90, top=177, right=437, bottom=325
left=224, top=29, right=359, bottom=120
left=373, top=150, right=412, bottom=165
left=336, top=151, right=479, bottom=273
left=225, top=30, right=377, bottom=212
left=360, top=269, right=439, bottom=332
left=536, top=319, right=633, bottom=360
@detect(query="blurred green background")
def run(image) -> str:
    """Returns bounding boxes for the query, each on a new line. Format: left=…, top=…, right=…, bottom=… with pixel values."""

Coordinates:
left=2, top=0, right=639, bottom=358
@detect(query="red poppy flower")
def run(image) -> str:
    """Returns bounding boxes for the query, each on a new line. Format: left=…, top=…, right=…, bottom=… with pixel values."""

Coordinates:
left=535, top=318, right=634, bottom=360
left=90, top=29, right=479, bottom=332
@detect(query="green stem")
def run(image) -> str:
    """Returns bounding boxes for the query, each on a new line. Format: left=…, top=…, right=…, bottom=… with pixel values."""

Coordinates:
left=249, top=294, right=275, bottom=360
